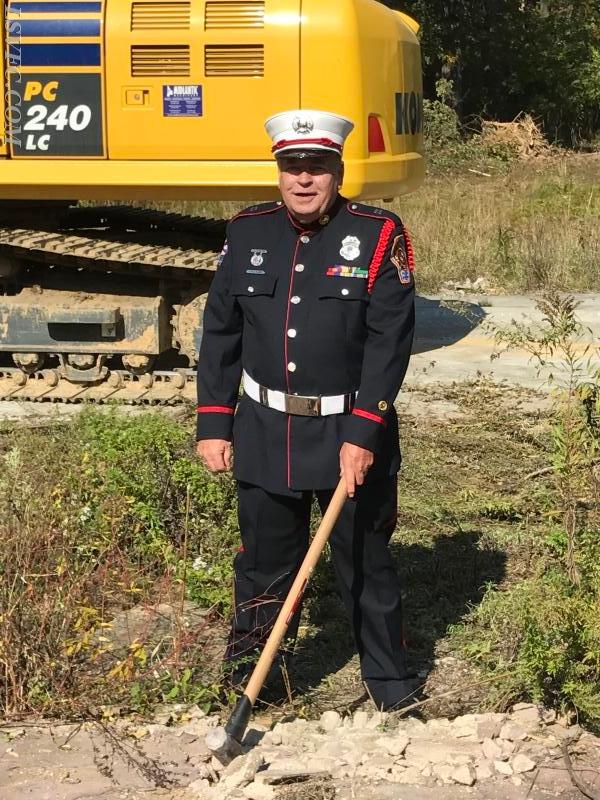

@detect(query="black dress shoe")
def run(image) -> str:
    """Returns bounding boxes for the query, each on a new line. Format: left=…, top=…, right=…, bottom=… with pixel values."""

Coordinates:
left=366, top=676, right=425, bottom=713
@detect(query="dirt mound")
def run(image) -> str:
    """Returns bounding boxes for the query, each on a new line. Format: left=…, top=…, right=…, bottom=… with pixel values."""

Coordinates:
left=481, top=114, right=551, bottom=158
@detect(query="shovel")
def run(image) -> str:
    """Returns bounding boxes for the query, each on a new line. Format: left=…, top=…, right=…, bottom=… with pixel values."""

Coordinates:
left=206, top=477, right=348, bottom=765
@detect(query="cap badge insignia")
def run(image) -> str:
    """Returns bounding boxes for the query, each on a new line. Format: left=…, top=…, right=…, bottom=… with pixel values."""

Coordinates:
left=292, top=115, right=314, bottom=135
left=250, top=249, right=267, bottom=267
left=340, top=235, right=361, bottom=261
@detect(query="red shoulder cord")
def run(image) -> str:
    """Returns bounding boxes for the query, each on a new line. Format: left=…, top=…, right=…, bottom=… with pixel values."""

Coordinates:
left=367, top=218, right=396, bottom=293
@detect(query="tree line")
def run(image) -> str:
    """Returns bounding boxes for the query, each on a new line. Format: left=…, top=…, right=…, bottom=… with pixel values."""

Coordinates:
left=381, top=1, right=600, bottom=145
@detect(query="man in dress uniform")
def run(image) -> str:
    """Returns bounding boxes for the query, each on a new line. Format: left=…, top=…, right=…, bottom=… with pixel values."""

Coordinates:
left=196, top=109, right=416, bottom=711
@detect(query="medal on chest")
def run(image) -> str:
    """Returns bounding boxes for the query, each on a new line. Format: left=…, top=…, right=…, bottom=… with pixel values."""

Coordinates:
left=250, top=249, right=267, bottom=267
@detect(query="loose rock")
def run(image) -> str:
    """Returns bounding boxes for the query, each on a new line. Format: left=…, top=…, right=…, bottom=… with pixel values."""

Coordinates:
left=452, top=765, right=476, bottom=786
left=494, top=760, right=514, bottom=776
left=481, top=737, right=504, bottom=761
left=475, top=761, right=493, bottom=781
left=476, top=714, right=506, bottom=742
left=222, top=751, right=265, bottom=789
left=499, top=721, right=528, bottom=742
left=352, top=711, right=370, bottom=729
left=500, top=739, right=517, bottom=757
left=433, top=764, right=455, bottom=784
left=377, top=733, right=409, bottom=757
left=319, top=710, right=342, bottom=732
left=243, top=783, right=275, bottom=800
left=396, top=766, right=426, bottom=785
left=188, top=778, right=212, bottom=799
left=512, top=754, right=536, bottom=774
left=510, top=705, right=541, bottom=732
left=405, top=740, right=474, bottom=765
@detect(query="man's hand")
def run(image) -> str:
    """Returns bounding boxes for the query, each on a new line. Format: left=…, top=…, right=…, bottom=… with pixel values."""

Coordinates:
left=197, top=439, right=233, bottom=473
left=340, top=442, right=374, bottom=498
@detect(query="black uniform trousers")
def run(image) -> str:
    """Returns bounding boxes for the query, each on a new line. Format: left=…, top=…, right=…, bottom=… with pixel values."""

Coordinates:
left=225, top=476, right=411, bottom=710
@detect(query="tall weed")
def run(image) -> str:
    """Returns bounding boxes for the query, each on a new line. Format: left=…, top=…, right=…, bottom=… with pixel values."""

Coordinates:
left=451, top=294, right=600, bottom=724
left=0, top=411, right=237, bottom=717
left=392, top=162, right=600, bottom=292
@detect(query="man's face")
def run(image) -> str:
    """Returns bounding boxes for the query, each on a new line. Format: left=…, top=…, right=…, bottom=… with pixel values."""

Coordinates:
left=278, top=154, right=343, bottom=223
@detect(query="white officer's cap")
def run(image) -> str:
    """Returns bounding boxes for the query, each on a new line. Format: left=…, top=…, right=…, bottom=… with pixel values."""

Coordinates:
left=265, top=109, right=354, bottom=159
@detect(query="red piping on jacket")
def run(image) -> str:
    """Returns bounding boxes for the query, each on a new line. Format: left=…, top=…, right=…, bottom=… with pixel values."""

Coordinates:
left=286, top=210, right=304, bottom=231
left=352, top=408, right=387, bottom=426
left=232, top=203, right=286, bottom=221
left=284, top=233, right=309, bottom=393
left=272, top=137, right=342, bottom=153
left=196, top=405, right=235, bottom=414
left=347, top=204, right=397, bottom=293
left=287, top=416, right=292, bottom=489
left=284, top=231, right=310, bottom=489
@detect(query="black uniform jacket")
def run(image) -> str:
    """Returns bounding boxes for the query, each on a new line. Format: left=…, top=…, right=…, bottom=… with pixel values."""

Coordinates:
left=196, top=195, right=415, bottom=497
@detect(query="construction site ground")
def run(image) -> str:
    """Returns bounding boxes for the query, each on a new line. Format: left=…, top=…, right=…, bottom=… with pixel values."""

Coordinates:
left=2, top=293, right=600, bottom=800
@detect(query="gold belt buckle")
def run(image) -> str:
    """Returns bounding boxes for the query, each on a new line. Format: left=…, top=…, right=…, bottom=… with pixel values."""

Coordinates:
left=285, top=393, right=321, bottom=416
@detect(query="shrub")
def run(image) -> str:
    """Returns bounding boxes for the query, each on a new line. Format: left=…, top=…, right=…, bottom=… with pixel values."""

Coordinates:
left=423, top=80, right=518, bottom=174
left=0, top=410, right=238, bottom=717
left=451, top=294, right=600, bottom=725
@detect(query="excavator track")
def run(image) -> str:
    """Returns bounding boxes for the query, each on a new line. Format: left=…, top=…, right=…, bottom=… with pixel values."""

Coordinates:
left=0, top=205, right=228, bottom=404
left=0, top=368, right=197, bottom=405
left=0, top=226, right=219, bottom=274
left=0, top=203, right=227, bottom=274
left=62, top=204, right=228, bottom=240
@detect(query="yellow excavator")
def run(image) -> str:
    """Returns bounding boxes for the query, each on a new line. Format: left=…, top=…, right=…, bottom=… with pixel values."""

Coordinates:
left=0, top=0, right=423, bottom=403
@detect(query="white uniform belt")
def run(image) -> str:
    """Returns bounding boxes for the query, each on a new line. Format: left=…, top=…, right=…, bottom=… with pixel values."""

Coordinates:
left=242, top=370, right=356, bottom=417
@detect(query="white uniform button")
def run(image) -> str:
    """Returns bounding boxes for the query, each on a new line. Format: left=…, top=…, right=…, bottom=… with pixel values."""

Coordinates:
left=295, top=264, right=305, bottom=272
left=341, top=288, right=350, bottom=296
left=300, top=235, right=310, bottom=244
left=291, top=295, right=301, bottom=304
left=248, top=286, right=255, bottom=293
left=287, top=362, right=297, bottom=372
left=287, top=328, right=297, bottom=338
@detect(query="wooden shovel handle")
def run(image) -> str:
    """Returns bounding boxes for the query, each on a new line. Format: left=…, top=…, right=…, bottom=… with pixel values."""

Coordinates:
left=244, top=477, right=348, bottom=703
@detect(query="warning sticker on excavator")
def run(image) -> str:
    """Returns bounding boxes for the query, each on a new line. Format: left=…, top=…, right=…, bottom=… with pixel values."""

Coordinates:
left=9, top=72, right=104, bottom=157
left=163, top=85, right=203, bottom=117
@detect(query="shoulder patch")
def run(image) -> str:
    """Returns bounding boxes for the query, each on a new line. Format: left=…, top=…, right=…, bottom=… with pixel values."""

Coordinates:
left=392, top=236, right=411, bottom=284
left=217, top=239, right=228, bottom=267
left=391, top=225, right=415, bottom=284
